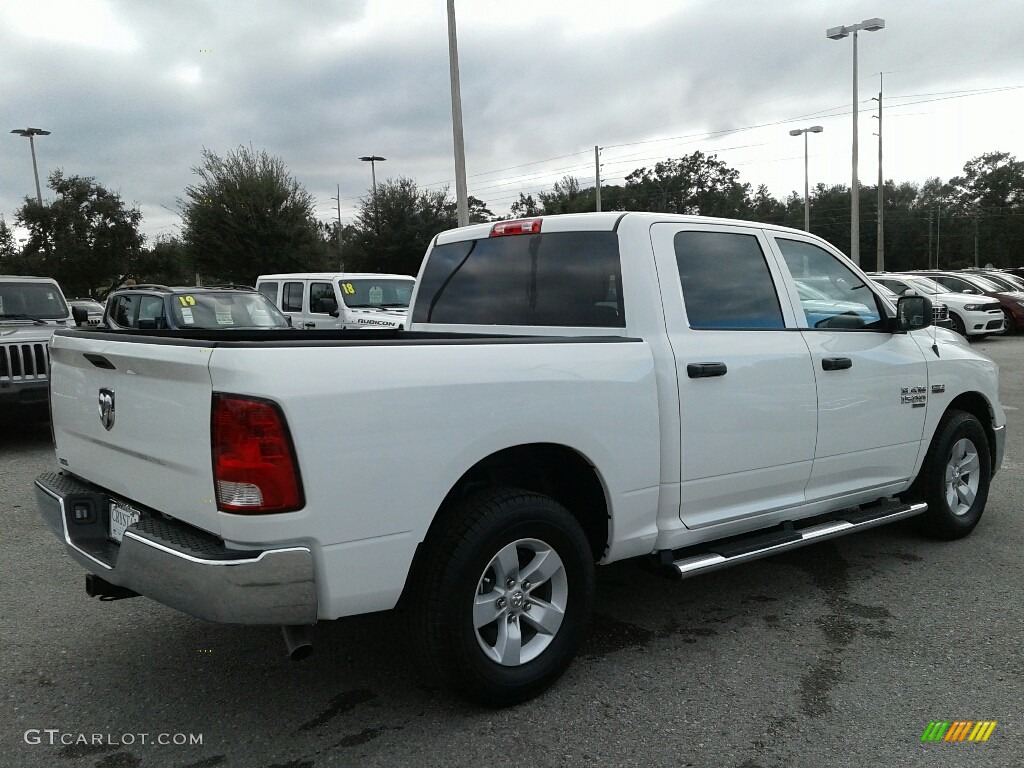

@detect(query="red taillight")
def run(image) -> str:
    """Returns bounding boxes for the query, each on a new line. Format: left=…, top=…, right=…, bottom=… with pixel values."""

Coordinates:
left=211, top=394, right=304, bottom=514
left=490, top=218, right=542, bottom=237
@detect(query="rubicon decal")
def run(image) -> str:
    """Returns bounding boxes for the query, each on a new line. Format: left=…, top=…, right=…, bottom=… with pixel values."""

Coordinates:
left=920, top=721, right=997, bottom=742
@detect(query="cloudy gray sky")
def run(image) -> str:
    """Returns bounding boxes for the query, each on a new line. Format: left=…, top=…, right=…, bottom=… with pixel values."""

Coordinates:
left=3, top=0, right=1023, bottom=243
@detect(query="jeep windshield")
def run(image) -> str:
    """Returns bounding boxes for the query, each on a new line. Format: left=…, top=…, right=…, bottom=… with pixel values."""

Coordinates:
left=0, top=282, right=70, bottom=320
left=337, top=279, right=414, bottom=309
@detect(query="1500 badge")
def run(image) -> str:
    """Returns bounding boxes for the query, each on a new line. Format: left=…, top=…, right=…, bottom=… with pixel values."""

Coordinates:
left=901, top=386, right=927, bottom=407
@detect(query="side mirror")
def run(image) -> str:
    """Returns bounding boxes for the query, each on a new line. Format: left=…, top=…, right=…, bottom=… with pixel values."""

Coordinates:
left=72, top=306, right=89, bottom=326
left=896, top=296, right=932, bottom=332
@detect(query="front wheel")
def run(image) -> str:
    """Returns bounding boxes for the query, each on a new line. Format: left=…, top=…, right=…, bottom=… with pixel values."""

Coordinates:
left=407, top=488, right=595, bottom=706
left=905, top=410, right=991, bottom=540
left=949, top=312, right=967, bottom=336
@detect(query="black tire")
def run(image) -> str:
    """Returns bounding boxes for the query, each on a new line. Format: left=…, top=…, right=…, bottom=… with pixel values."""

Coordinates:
left=905, top=410, right=991, bottom=540
left=406, top=488, right=595, bottom=706
left=949, top=312, right=967, bottom=337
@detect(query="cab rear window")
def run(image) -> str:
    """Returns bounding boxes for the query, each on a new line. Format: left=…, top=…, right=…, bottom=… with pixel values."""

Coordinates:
left=413, top=231, right=624, bottom=327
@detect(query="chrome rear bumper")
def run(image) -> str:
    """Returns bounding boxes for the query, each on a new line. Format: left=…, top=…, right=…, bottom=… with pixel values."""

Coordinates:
left=35, top=472, right=317, bottom=625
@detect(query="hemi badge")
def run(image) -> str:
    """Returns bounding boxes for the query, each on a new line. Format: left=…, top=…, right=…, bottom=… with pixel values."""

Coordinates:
left=931, top=384, right=946, bottom=394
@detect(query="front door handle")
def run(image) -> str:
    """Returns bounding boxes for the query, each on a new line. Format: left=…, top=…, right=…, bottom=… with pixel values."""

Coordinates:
left=687, top=362, right=728, bottom=378
left=822, top=357, right=853, bottom=371
left=303, top=322, right=315, bottom=328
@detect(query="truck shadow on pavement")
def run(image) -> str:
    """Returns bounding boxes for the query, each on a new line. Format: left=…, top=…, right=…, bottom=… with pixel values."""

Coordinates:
left=0, top=405, right=52, bottom=446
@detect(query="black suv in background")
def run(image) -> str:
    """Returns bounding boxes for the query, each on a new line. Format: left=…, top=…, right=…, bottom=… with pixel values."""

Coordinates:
left=100, top=284, right=291, bottom=330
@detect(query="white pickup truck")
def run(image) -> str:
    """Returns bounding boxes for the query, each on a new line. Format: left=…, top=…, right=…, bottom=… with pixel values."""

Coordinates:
left=35, top=213, right=1005, bottom=706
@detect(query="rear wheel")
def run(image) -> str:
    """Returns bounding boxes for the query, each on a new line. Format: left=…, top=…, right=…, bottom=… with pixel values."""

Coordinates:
left=407, top=488, right=595, bottom=706
left=905, top=410, right=991, bottom=540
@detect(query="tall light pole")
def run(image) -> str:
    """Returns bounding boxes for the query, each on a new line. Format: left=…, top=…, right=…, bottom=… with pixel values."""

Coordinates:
left=359, top=155, right=385, bottom=230
left=789, top=126, right=824, bottom=232
left=826, top=17, right=885, bottom=266
left=446, top=0, right=469, bottom=227
left=872, top=73, right=885, bottom=271
left=11, top=127, right=50, bottom=205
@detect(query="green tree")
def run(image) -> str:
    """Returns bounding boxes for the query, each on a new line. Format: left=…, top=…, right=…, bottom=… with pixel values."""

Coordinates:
left=624, top=151, right=750, bottom=216
left=538, top=176, right=595, bottom=214
left=468, top=196, right=494, bottom=223
left=345, top=176, right=457, bottom=275
left=0, top=216, right=17, bottom=266
left=181, top=146, right=328, bottom=284
left=132, top=236, right=194, bottom=288
left=13, top=171, right=144, bottom=297
left=945, top=152, right=1024, bottom=267
left=746, top=184, right=787, bottom=225
left=510, top=193, right=540, bottom=218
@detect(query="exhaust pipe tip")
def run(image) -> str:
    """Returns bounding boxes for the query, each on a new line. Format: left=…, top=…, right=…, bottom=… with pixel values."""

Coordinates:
left=281, top=624, right=314, bottom=661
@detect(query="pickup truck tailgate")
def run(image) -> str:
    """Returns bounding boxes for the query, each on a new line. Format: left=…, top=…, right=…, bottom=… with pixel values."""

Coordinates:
left=49, top=332, right=221, bottom=535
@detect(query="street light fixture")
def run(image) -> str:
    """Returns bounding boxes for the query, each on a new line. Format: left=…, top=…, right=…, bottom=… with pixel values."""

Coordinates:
left=789, top=126, right=824, bottom=232
left=11, top=127, right=51, bottom=205
left=358, top=155, right=386, bottom=197
left=826, top=17, right=885, bottom=266
left=359, top=155, right=386, bottom=230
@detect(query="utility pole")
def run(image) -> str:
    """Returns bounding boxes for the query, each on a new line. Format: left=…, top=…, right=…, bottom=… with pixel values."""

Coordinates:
left=928, top=210, right=933, bottom=269
left=594, top=146, right=602, bottom=212
left=872, top=73, right=884, bottom=272
left=446, top=0, right=469, bottom=227
left=333, top=183, right=344, bottom=271
left=974, top=215, right=979, bottom=268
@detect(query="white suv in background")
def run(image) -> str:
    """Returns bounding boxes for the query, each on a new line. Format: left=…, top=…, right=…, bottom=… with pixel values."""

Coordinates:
left=869, top=273, right=1005, bottom=337
left=256, top=272, right=415, bottom=330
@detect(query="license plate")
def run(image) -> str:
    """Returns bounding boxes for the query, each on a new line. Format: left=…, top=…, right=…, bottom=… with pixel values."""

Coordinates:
left=109, top=501, right=141, bottom=543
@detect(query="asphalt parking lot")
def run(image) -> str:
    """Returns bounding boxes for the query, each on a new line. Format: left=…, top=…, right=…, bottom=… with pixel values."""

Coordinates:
left=2, top=335, right=1022, bottom=768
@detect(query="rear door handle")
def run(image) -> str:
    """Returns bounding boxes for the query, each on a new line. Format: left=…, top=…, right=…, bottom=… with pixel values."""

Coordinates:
left=687, top=362, right=728, bottom=378
left=822, top=357, right=853, bottom=371
left=303, top=322, right=315, bottom=328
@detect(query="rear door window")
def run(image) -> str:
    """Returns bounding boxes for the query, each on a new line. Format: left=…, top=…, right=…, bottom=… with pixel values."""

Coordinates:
left=282, top=282, right=304, bottom=312
left=309, top=282, right=335, bottom=314
left=137, top=295, right=167, bottom=328
left=413, top=231, right=624, bottom=327
left=110, top=295, right=140, bottom=327
left=673, top=231, right=784, bottom=329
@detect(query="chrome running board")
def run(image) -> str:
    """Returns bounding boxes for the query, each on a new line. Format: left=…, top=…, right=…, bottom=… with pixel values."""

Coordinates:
left=668, top=500, right=928, bottom=580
